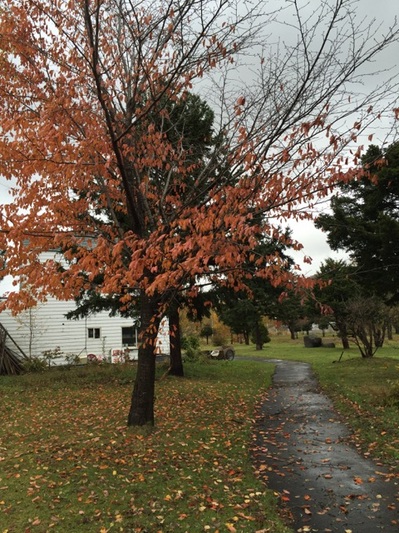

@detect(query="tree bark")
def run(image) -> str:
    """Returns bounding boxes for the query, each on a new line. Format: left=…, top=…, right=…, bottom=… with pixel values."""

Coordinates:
left=341, top=335, right=350, bottom=350
left=168, top=306, right=184, bottom=377
left=254, top=322, right=263, bottom=350
left=337, top=321, right=350, bottom=349
left=127, top=293, right=161, bottom=426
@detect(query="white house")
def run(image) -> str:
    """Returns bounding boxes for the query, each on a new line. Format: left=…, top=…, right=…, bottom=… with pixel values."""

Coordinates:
left=0, top=251, right=170, bottom=365
left=0, top=297, right=170, bottom=364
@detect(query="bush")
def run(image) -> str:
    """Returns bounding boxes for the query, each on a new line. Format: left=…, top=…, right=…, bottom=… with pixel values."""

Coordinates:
left=64, top=353, right=81, bottom=367
left=181, top=334, right=201, bottom=361
left=250, top=323, right=271, bottom=349
left=42, top=346, right=63, bottom=367
left=212, top=329, right=227, bottom=346
left=22, top=357, right=48, bottom=373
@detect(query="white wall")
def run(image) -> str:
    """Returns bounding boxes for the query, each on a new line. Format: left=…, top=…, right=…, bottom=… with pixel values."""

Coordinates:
left=0, top=297, right=170, bottom=363
left=0, top=250, right=171, bottom=362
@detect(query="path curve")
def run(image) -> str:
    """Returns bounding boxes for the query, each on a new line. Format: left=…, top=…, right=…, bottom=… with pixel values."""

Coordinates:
left=252, top=359, right=399, bottom=532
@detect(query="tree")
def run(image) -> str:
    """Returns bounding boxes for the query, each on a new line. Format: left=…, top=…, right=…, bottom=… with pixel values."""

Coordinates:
left=316, top=142, right=399, bottom=303
left=312, top=259, right=361, bottom=349
left=218, top=299, right=260, bottom=345
left=345, top=296, right=389, bottom=358
left=67, top=91, right=218, bottom=378
left=200, top=324, right=213, bottom=345
left=215, top=230, right=294, bottom=348
left=270, top=290, right=307, bottom=340
left=1, top=1, right=399, bottom=425
left=312, top=259, right=391, bottom=356
left=250, top=322, right=271, bottom=350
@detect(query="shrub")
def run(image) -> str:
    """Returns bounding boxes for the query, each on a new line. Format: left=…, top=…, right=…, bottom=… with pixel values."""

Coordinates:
left=250, top=323, right=271, bottom=349
left=22, top=357, right=48, bottom=373
left=42, top=346, right=63, bottom=367
left=181, top=334, right=201, bottom=361
left=64, top=353, right=81, bottom=367
left=212, top=329, right=227, bottom=346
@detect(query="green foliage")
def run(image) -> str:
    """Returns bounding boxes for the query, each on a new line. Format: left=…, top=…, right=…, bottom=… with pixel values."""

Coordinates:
left=250, top=323, right=271, bottom=349
left=181, top=334, right=201, bottom=361
left=271, top=290, right=309, bottom=339
left=218, top=299, right=259, bottom=343
left=199, top=323, right=213, bottom=343
left=313, top=259, right=361, bottom=348
left=316, top=141, right=399, bottom=303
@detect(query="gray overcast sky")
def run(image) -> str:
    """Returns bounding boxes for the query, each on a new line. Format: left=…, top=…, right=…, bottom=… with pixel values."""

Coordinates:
left=1, top=0, right=399, bottom=293
left=284, top=0, right=399, bottom=273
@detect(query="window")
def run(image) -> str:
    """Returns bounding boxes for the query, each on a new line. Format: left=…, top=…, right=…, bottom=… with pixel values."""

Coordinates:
left=88, top=327, right=101, bottom=339
left=122, top=326, right=135, bottom=346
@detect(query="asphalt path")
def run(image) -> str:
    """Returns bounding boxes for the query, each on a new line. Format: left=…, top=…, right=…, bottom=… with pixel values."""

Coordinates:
left=251, top=359, right=399, bottom=533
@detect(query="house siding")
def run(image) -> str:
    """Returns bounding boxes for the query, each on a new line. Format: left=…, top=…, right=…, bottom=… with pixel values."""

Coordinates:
left=0, top=297, right=170, bottom=363
left=0, top=250, right=171, bottom=363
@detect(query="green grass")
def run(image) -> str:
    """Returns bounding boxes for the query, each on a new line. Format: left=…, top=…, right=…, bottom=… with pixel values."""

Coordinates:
left=2, top=335, right=398, bottom=532
left=0, top=361, right=292, bottom=533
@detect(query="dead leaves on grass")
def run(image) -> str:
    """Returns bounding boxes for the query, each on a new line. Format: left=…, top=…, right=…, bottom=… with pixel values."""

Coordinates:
left=0, top=370, right=276, bottom=531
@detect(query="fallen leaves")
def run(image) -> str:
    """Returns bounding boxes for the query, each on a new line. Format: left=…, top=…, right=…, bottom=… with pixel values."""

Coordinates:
left=0, top=363, right=282, bottom=531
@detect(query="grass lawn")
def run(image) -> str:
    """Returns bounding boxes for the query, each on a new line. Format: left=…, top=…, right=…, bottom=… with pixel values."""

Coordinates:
left=1, top=335, right=398, bottom=532
left=0, top=360, right=292, bottom=533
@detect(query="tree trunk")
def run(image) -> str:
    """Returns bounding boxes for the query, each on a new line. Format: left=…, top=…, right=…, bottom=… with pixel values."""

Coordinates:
left=254, top=322, right=263, bottom=350
left=168, top=306, right=184, bottom=377
left=127, top=293, right=161, bottom=426
left=338, top=322, right=350, bottom=349
left=341, top=335, right=350, bottom=350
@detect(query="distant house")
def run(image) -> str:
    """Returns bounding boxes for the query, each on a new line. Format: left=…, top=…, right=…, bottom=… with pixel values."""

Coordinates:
left=0, top=250, right=170, bottom=365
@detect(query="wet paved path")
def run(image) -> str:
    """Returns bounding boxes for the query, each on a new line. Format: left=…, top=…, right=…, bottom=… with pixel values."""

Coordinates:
left=252, top=359, right=399, bottom=532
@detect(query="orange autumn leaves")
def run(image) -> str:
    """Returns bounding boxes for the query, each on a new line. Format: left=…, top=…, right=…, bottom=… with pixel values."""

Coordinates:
left=0, top=0, right=386, bottom=317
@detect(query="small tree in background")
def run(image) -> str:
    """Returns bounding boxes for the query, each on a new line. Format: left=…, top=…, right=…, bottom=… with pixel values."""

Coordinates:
left=250, top=323, right=271, bottom=350
left=200, top=324, right=213, bottom=345
left=270, top=290, right=307, bottom=340
left=346, top=296, right=389, bottom=358
left=317, top=317, right=332, bottom=337
left=313, top=259, right=361, bottom=349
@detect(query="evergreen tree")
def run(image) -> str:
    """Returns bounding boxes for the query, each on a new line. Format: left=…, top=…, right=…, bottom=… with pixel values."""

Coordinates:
left=316, top=142, right=399, bottom=303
